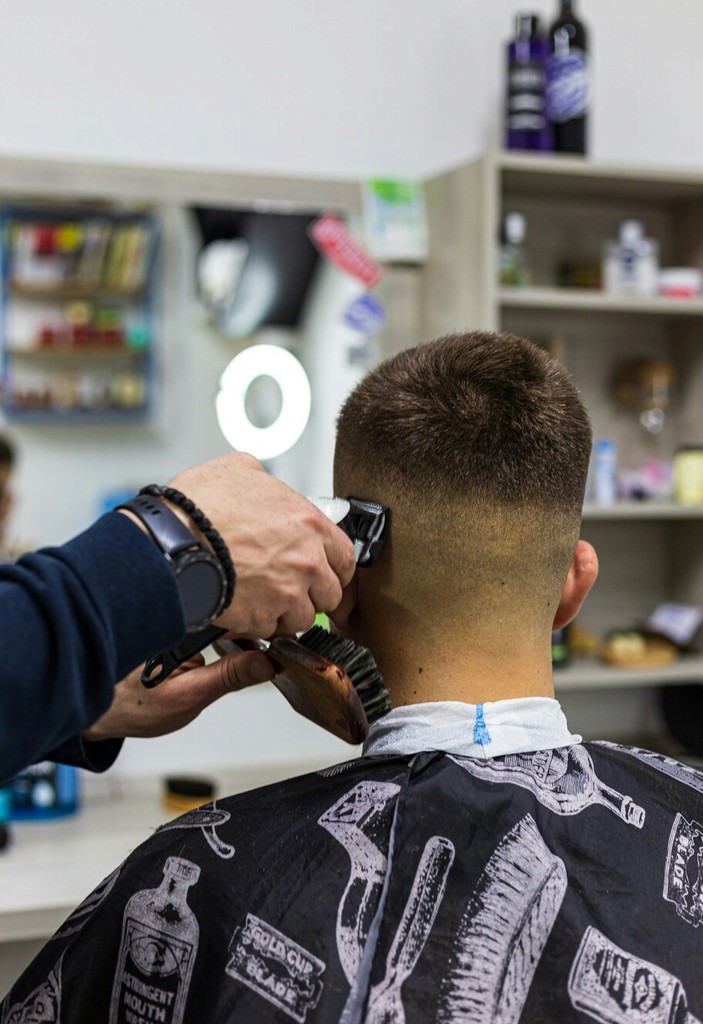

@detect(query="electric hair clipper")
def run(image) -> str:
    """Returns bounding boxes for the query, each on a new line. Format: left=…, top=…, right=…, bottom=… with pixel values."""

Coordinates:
left=141, top=496, right=388, bottom=687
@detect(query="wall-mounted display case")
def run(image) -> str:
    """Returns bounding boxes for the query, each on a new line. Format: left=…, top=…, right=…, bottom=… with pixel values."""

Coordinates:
left=0, top=206, right=160, bottom=422
left=422, top=153, right=703, bottom=703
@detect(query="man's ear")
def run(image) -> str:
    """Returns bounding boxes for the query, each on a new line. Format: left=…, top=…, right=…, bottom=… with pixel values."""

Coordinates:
left=553, top=540, right=599, bottom=630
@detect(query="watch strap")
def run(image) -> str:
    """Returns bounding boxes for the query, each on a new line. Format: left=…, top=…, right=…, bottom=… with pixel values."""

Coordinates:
left=139, top=483, right=236, bottom=611
left=118, top=494, right=202, bottom=558
left=118, top=493, right=228, bottom=633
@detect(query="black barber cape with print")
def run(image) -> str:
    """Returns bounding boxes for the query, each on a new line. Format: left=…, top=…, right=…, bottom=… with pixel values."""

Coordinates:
left=3, top=741, right=703, bottom=1024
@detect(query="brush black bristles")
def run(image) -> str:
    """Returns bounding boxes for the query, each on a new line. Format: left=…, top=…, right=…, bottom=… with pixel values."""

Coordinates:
left=297, top=626, right=391, bottom=724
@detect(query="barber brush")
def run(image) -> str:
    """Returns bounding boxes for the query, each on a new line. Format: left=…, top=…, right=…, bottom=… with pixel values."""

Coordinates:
left=215, top=625, right=390, bottom=745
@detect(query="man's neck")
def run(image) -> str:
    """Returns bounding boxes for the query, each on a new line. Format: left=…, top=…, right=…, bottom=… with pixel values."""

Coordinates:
left=359, top=621, right=556, bottom=709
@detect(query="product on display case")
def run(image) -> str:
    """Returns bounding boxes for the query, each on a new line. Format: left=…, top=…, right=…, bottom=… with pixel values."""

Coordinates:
left=498, top=212, right=531, bottom=286
left=505, top=14, right=553, bottom=152
left=602, top=220, right=659, bottom=297
left=546, top=0, right=590, bottom=154
left=591, top=438, right=618, bottom=505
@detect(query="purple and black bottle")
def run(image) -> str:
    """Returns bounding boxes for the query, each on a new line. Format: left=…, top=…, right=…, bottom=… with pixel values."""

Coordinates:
left=547, top=0, right=590, bottom=154
left=505, top=14, right=553, bottom=152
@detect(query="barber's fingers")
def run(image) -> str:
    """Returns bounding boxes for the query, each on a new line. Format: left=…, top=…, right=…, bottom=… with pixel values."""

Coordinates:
left=221, top=554, right=352, bottom=637
left=273, top=595, right=319, bottom=638
left=282, top=511, right=354, bottom=617
left=287, top=518, right=356, bottom=628
left=215, top=650, right=275, bottom=695
left=328, top=581, right=356, bottom=630
left=319, top=518, right=356, bottom=589
left=307, top=571, right=344, bottom=622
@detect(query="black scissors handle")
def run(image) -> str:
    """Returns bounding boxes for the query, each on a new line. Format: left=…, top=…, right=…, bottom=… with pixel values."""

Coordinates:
left=141, top=623, right=228, bottom=688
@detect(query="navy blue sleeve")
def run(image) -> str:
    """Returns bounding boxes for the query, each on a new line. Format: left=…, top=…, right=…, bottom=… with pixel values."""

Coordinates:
left=0, top=511, right=186, bottom=781
left=45, top=734, right=124, bottom=773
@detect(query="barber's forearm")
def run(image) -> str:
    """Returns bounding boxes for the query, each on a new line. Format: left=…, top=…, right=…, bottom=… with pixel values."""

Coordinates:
left=0, top=513, right=185, bottom=781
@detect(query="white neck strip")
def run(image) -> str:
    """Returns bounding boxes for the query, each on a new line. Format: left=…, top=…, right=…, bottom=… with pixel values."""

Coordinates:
left=363, top=698, right=581, bottom=760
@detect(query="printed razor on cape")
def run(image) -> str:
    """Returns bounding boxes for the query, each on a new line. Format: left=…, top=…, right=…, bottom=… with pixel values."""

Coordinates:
left=141, top=497, right=388, bottom=687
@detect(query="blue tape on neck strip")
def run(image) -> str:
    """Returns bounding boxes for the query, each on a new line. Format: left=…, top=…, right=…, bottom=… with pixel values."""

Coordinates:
left=473, top=704, right=492, bottom=747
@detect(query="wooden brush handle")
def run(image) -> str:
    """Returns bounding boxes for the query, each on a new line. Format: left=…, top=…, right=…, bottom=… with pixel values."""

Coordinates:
left=214, top=636, right=369, bottom=744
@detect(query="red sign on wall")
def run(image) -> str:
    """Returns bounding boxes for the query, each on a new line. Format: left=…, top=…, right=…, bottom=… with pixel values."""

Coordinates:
left=309, top=215, right=384, bottom=288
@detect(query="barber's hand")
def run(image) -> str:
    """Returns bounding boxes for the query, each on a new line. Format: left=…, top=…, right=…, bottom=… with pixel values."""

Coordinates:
left=82, top=648, right=275, bottom=742
left=169, top=453, right=356, bottom=637
left=328, top=578, right=357, bottom=632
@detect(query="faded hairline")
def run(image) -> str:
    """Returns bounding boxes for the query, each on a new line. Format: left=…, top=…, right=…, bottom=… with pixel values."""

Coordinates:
left=333, top=331, right=591, bottom=602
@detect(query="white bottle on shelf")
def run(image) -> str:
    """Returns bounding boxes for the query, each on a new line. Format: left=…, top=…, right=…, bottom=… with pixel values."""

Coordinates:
left=602, top=220, right=659, bottom=297
left=592, top=439, right=618, bottom=505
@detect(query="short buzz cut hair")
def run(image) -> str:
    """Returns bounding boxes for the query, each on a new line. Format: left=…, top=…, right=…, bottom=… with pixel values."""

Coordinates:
left=334, top=331, right=592, bottom=591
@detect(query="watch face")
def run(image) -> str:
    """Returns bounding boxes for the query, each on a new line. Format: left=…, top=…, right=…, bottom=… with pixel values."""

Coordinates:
left=178, top=554, right=227, bottom=632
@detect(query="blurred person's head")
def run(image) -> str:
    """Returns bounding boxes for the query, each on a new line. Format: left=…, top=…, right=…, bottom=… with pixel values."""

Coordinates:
left=333, top=331, right=595, bottom=700
left=0, top=434, right=16, bottom=545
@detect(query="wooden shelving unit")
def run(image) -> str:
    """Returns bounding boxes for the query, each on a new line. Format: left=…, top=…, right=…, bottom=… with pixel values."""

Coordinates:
left=422, top=153, right=703, bottom=698
left=8, top=345, right=147, bottom=359
left=554, top=654, right=703, bottom=692
left=498, top=286, right=703, bottom=316
left=582, top=500, right=703, bottom=521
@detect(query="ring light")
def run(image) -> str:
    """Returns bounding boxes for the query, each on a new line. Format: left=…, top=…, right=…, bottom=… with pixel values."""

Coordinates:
left=216, top=344, right=312, bottom=460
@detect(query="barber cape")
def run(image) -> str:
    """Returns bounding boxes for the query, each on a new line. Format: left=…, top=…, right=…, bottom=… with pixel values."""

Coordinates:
left=4, top=699, right=703, bottom=1024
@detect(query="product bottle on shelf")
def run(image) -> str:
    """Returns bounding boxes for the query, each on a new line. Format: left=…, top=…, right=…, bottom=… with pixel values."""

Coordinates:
left=592, top=439, right=618, bottom=505
left=546, top=0, right=590, bottom=154
left=505, top=14, right=553, bottom=152
left=498, top=212, right=531, bottom=286
left=602, top=220, right=659, bottom=297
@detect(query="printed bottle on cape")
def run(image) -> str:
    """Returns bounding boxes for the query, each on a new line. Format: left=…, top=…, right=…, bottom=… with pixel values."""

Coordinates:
left=109, top=856, right=201, bottom=1024
left=569, top=926, right=701, bottom=1024
left=460, top=746, right=645, bottom=826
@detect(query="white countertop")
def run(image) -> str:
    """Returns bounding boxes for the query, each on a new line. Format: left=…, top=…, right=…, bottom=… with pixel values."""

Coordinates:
left=0, top=760, right=329, bottom=944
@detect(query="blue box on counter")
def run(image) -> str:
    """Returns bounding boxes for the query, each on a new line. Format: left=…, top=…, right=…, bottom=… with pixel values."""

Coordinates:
left=8, top=762, right=79, bottom=819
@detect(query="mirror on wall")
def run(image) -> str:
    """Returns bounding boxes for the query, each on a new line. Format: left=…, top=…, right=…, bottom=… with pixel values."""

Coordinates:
left=191, top=206, right=322, bottom=340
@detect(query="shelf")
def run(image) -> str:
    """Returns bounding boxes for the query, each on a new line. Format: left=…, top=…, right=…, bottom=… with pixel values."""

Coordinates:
left=10, top=282, right=146, bottom=302
left=8, top=345, right=147, bottom=359
left=554, top=655, right=703, bottom=692
left=498, top=286, right=703, bottom=316
left=493, top=151, right=703, bottom=202
left=582, top=501, right=703, bottom=521
left=3, top=406, right=149, bottom=424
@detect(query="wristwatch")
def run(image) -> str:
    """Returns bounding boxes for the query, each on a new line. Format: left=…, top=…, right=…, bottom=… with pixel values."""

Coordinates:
left=118, top=493, right=228, bottom=633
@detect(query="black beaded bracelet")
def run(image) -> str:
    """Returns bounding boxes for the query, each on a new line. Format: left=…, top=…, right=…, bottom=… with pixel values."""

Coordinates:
left=139, top=484, right=236, bottom=610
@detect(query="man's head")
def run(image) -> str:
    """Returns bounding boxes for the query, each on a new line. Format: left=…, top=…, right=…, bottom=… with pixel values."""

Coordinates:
left=334, top=331, right=593, bottom=667
left=0, top=434, right=15, bottom=544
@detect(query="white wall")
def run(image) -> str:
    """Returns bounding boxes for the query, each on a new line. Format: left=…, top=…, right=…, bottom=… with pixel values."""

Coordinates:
left=0, top=1, right=702, bottom=179
left=4, top=0, right=703, bottom=546
left=1, top=0, right=700, bottom=775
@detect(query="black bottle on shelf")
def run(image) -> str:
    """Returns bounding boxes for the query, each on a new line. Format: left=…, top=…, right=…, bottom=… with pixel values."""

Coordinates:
left=546, top=0, right=590, bottom=154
